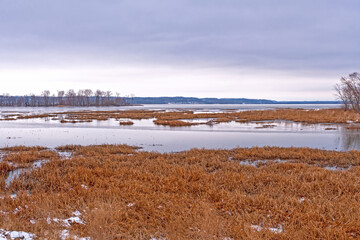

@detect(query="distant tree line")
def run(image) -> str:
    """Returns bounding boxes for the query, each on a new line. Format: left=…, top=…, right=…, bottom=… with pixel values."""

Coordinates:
left=0, top=89, right=134, bottom=107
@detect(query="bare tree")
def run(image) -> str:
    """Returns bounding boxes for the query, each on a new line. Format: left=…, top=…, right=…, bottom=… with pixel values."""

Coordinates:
left=57, top=91, right=65, bottom=105
left=51, top=94, right=56, bottom=106
left=77, top=90, right=86, bottom=106
left=29, top=94, right=37, bottom=107
left=42, top=90, right=51, bottom=106
left=66, top=89, right=77, bottom=106
left=115, top=92, right=122, bottom=105
left=16, top=97, right=24, bottom=107
left=95, top=89, right=103, bottom=106
left=0, top=89, right=130, bottom=107
left=335, top=72, right=360, bottom=112
left=84, top=89, right=93, bottom=106
left=105, top=91, right=112, bottom=105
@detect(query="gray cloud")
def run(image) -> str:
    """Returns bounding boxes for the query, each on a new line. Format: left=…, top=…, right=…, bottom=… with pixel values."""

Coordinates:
left=0, top=0, right=359, bottom=99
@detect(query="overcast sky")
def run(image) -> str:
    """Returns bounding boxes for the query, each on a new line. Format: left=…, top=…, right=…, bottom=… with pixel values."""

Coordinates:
left=0, top=0, right=359, bottom=100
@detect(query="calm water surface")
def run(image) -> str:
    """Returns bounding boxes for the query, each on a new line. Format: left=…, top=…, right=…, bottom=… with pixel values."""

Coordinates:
left=2, top=104, right=357, bottom=153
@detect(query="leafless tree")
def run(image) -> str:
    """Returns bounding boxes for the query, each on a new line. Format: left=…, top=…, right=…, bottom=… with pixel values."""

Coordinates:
left=29, top=94, right=37, bottom=107
left=51, top=94, right=56, bottom=106
left=335, top=72, right=360, bottom=112
left=95, top=89, right=103, bottom=106
left=0, top=89, right=129, bottom=107
left=115, top=92, right=122, bottom=105
left=57, top=91, right=65, bottom=105
left=77, top=90, right=86, bottom=106
left=105, top=91, right=112, bottom=105
left=66, top=89, right=77, bottom=106
left=84, top=89, right=93, bottom=106
left=16, top=97, right=24, bottom=106
left=42, top=90, right=51, bottom=106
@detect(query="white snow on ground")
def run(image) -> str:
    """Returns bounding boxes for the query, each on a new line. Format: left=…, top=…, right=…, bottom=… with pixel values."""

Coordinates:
left=0, top=229, right=35, bottom=240
left=251, top=224, right=283, bottom=234
left=57, top=151, right=73, bottom=158
left=59, top=229, right=90, bottom=240
left=238, top=159, right=289, bottom=167
left=46, top=211, right=90, bottom=239
left=46, top=211, right=89, bottom=240
left=73, top=210, right=82, bottom=216
left=323, top=166, right=351, bottom=171
left=62, top=216, right=85, bottom=227
left=47, top=211, right=85, bottom=227
left=60, top=229, right=70, bottom=240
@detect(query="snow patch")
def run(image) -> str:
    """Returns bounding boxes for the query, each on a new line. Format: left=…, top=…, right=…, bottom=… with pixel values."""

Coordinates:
left=0, top=229, right=35, bottom=240
left=58, top=151, right=72, bottom=158
left=59, top=229, right=90, bottom=240
left=73, top=210, right=82, bottom=216
left=323, top=166, right=351, bottom=171
left=60, top=229, right=69, bottom=240
left=251, top=224, right=283, bottom=234
left=239, top=159, right=289, bottom=167
left=47, top=211, right=85, bottom=227
left=63, top=216, right=85, bottom=227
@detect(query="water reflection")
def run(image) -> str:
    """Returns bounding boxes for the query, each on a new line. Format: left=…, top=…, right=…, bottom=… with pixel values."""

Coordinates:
left=2, top=104, right=359, bottom=153
left=1, top=117, right=360, bottom=152
left=336, top=129, right=360, bottom=151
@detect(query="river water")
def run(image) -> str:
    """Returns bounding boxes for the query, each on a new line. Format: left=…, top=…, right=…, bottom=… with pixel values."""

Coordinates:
left=2, top=104, right=358, bottom=153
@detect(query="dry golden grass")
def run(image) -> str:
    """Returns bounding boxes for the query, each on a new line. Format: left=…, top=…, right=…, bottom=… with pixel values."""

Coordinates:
left=0, top=146, right=48, bottom=152
left=0, top=145, right=359, bottom=239
left=119, top=121, right=134, bottom=125
left=8, top=108, right=360, bottom=128
left=17, top=114, right=57, bottom=119
left=0, top=162, right=14, bottom=174
left=0, top=117, right=17, bottom=121
left=153, top=119, right=199, bottom=127
left=60, top=119, right=93, bottom=123
left=1, top=147, right=57, bottom=169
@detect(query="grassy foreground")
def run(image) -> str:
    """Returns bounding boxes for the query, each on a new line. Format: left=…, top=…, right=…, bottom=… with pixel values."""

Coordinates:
left=0, top=145, right=359, bottom=239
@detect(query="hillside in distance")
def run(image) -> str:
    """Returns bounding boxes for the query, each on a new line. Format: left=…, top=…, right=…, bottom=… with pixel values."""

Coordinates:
left=0, top=95, right=340, bottom=107
left=130, top=97, right=340, bottom=105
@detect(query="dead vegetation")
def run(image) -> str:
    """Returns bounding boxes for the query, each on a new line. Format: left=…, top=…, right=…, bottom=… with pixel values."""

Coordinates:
left=153, top=119, right=199, bottom=127
left=1, top=147, right=57, bottom=169
left=4, top=108, right=360, bottom=128
left=119, top=121, right=134, bottom=126
left=346, top=126, right=360, bottom=130
left=0, top=145, right=359, bottom=239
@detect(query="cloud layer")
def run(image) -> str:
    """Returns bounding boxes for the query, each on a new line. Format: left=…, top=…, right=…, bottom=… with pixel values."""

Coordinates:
left=0, top=0, right=359, bottom=100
